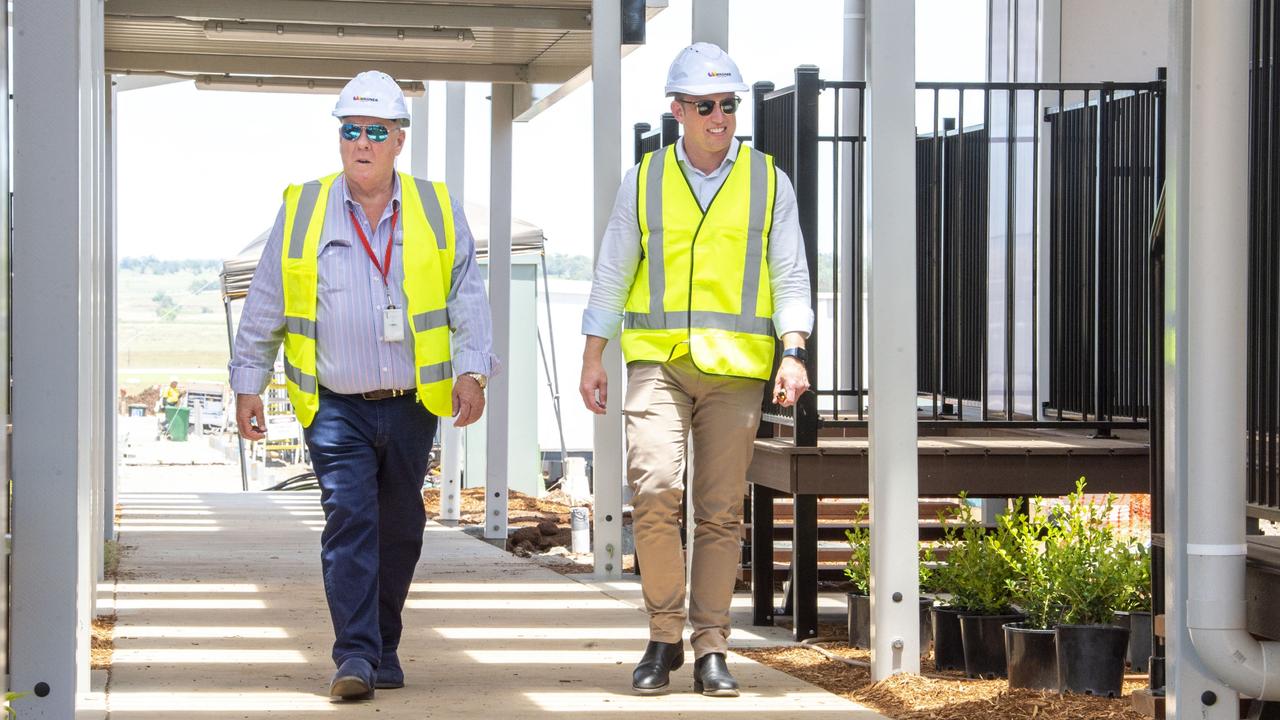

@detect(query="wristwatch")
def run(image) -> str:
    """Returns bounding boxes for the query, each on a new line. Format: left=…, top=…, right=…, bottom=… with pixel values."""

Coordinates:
left=781, top=347, right=809, bottom=364
left=463, top=371, right=488, bottom=390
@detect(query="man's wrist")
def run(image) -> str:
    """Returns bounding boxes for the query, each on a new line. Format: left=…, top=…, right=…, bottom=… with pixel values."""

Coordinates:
left=462, top=371, right=487, bottom=390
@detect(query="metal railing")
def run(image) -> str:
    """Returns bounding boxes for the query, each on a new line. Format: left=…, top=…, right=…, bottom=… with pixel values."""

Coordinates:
left=1249, top=0, right=1280, bottom=519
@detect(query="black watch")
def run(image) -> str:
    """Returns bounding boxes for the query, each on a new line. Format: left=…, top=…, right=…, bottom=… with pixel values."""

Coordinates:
left=781, top=347, right=809, bottom=364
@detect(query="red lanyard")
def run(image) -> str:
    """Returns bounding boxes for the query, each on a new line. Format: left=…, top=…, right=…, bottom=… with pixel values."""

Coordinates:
left=349, top=208, right=398, bottom=287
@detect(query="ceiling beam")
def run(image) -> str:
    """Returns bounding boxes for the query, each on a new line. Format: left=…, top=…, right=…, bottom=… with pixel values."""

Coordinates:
left=105, top=50, right=530, bottom=83
left=104, top=0, right=592, bottom=31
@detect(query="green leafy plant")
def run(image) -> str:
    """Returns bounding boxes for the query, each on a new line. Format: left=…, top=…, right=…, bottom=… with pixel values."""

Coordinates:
left=1045, top=479, right=1132, bottom=626
left=5, top=691, right=27, bottom=719
left=1117, top=541, right=1153, bottom=613
left=843, top=504, right=937, bottom=597
left=932, top=494, right=1019, bottom=615
left=994, top=496, right=1064, bottom=629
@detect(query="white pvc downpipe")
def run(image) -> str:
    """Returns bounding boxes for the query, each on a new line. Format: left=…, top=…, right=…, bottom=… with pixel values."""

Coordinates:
left=1182, top=0, right=1280, bottom=702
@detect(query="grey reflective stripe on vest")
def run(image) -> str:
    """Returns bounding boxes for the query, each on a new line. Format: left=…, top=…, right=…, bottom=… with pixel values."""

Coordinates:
left=419, top=361, right=453, bottom=385
left=631, top=146, right=775, bottom=340
left=285, top=316, right=316, bottom=339
left=415, top=177, right=448, bottom=250
left=625, top=310, right=774, bottom=337
left=412, top=308, right=450, bottom=333
left=740, top=150, right=769, bottom=324
left=284, top=358, right=318, bottom=394
left=288, top=180, right=322, bottom=259
left=644, top=146, right=668, bottom=316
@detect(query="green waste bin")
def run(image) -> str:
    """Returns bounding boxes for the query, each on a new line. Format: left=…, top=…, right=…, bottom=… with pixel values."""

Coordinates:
left=165, top=406, right=190, bottom=441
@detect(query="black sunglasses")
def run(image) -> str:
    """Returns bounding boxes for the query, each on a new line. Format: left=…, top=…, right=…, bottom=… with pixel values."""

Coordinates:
left=339, top=122, right=392, bottom=143
left=676, top=96, right=741, bottom=117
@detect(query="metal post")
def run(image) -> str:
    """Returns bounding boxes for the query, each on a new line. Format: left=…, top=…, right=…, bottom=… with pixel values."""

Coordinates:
left=410, top=83, right=428, bottom=176
left=1163, top=1, right=1246, bottom=716
left=439, top=81, right=465, bottom=522
left=11, top=0, right=95, bottom=713
left=794, top=66, right=822, bottom=447
left=0, top=0, right=9, bottom=690
left=591, top=0, right=624, bottom=580
left=660, top=112, right=679, bottom=147
left=840, top=0, right=866, bottom=415
left=485, top=83, right=513, bottom=543
left=691, top=0, right=730, bottom=49
left=750, top=484, right=776, bottom=626
left=866, top=0, right=921, bottom=680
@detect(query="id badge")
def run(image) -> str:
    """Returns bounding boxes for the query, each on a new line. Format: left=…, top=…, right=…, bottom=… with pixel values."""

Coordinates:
left=382, top=306, right=405, bottom=342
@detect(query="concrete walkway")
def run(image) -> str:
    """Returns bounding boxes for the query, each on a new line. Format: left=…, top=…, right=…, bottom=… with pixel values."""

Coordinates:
left=101, top=488, right=886, bottom=718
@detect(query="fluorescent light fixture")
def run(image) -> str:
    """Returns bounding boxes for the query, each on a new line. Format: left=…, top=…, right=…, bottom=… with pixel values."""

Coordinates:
left=195, top=75, right=425, bottom=96
left=203, top=21, right=476, bottom=49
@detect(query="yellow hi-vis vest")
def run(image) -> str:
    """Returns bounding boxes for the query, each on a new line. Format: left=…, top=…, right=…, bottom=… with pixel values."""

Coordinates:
left=280, top=171, right=457, bottom=427
left=620, top=143, right=778, bottom=380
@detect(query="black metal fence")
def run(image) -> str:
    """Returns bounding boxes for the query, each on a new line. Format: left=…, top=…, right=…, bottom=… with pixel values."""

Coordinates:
left=1249, top=0, right=1280, bottom=518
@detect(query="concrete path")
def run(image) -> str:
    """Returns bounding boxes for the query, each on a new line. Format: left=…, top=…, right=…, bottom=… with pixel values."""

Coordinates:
left=99, top=488, right=887, bottom=718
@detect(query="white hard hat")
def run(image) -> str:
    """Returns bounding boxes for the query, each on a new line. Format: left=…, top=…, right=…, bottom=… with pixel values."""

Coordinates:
left=664, top=42, right=749, bottom=97
left=332, top=70, right=411, bottom=127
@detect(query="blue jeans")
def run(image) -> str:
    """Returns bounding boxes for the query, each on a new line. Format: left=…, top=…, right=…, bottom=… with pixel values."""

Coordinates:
left=304, top=388, right=438, bottom=668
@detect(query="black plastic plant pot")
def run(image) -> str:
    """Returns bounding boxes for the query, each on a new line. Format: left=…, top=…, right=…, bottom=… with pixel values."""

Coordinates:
left=931, top=605, right=967, bottom=671
left=1004, top=622, right=1059, bottom=691
left=848, top=594, right=933, bottom=651
left=1119, top=611, right=1153, bottom=673
left=960, top=612, right=1026, bottom=679
left=1055, top=624, right=1131, bottom=697
left=847, top=593, right=871, bottom=649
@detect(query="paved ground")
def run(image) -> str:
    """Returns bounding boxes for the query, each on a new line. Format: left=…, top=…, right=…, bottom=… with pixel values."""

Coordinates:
left=93, top=455, right=886, bottom=718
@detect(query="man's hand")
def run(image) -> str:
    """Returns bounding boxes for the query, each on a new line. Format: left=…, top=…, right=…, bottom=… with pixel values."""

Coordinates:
left=772, top=356, right=811, bottom=408
left=452, top=375, right=486, bottom=427
left=236, top=393, right=267, bottom=441
left=579, top=336, right=609, bottom=415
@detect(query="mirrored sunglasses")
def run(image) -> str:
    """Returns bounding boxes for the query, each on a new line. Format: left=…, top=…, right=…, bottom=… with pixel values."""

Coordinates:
left=339, top=122, right=391, bottom=143
left=677, top=95, right=741, bottom=117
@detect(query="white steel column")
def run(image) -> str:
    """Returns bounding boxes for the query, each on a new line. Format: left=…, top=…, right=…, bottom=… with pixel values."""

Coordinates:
left=103, top=77, right=118, bottom=542
left=89, top=0, right=107, bottom=585
left=410, top=86, right=428, bottom=179
left=1165, top=1, right=1268, bottom=715
left=0, top=0, right=10, bottom=688
left=691, top=0, right=730, bottom=49
left=439, top=81, right=466, bottom=522
left=485, top=83, right=513, bottom=542
left=839, top=0, right=866, bottom=413
left=591, top=0, right=624, bottom=579
left=865, top=0, right=920, bottom=680
left=12, top=0, right=97, bottom=713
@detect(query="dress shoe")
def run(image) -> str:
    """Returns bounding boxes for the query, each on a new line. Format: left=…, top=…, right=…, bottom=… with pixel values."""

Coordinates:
left=329, top=656, right=375, bottom=701
left=693, top=653, right=740, bottom=697
left=375, top=650, right=405, bottom=689
left=631, top=640, right=685, bottom=694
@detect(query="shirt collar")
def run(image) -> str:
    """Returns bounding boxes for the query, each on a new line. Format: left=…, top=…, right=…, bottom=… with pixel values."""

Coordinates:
left=326, top=173, right=403, bottom=249
left=674, top=137, right=740, bottom=179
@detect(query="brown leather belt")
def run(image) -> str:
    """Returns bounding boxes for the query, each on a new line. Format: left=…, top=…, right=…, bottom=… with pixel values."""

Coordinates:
left=359, top=388, right=416, bottom=401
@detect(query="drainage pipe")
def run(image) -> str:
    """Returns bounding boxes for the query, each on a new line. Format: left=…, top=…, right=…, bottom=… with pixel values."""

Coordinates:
left=1183, top=0, right=1280, bottom=701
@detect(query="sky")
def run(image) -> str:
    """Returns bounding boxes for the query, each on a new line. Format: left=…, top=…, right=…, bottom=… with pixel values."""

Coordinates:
left=115, top=0, right=987, bottom=263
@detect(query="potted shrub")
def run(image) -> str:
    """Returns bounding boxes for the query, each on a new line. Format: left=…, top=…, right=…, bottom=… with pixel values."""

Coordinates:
left=1051, top=480, right=1132, bottom=697
left=845, top=511, right=935, bottom=652
left=998, top=496, right=1065, bottom=691
left=933, top=496, right=1025, bottom=678
left=1113, top=541, right=1153, bottom=673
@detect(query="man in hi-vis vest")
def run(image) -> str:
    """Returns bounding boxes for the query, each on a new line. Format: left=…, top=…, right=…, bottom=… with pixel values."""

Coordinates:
left=231, top=71, right=496, bottom=701
left=580, top=44, right=813, bottom=697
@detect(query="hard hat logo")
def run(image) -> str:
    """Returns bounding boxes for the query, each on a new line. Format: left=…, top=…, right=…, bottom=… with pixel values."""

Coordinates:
left=332, top=71, right=412, bottom=127
left=665, top=42, right=748, bottom=97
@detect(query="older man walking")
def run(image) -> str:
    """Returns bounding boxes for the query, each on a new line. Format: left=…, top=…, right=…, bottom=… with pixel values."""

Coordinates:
left=231, top=70, right=496, bottom=701
left=580, top=43, right=813, bottom=697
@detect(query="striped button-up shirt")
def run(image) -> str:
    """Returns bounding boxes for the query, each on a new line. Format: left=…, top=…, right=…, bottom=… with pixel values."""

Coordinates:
left=230, top=173, right=499, bottom=396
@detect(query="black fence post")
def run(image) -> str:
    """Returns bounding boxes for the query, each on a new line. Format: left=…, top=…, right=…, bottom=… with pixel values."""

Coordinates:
left=793, top=66, right=821, bottom=447
left=633, top=122, right=651, bottom=165
left=661, top=112, right=679, bottom=147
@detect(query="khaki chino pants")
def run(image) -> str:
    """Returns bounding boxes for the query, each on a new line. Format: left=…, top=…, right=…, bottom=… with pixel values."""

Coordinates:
left=624, top=354, right=764, bottom=657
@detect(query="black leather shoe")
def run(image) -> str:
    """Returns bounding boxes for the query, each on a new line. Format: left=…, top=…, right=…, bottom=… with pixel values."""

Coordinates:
left=375, top=650, right=404, bottom=689
left=329, top=657, right=375, bottom=701
left=693, top=653, right=740, bottom=697
left=631, top=640, right=685, bottom=695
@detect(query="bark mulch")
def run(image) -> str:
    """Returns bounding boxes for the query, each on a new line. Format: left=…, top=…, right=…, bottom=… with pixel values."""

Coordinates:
left=738, top=632, right=1148, bottom=720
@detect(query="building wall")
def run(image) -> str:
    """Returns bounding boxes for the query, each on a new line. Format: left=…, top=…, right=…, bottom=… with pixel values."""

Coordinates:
left=1059, top=0, right=1168, bottom=82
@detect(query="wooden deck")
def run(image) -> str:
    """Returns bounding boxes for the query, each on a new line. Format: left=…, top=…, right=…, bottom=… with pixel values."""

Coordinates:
left=747, top=429, right=1151, bottom=640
